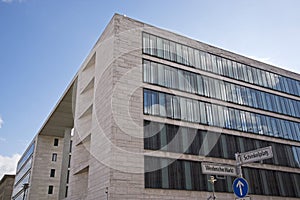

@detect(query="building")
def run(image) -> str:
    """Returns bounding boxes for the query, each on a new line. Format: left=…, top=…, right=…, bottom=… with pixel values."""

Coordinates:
left=0, top=174, right=15, bottom=200
left=11, top=96, right=73, bottom=200
left=12, top=14, right=300, bottom=199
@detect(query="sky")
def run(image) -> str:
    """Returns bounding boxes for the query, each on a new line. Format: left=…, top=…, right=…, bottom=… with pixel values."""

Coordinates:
left=0, top=0, right=300, bottom=178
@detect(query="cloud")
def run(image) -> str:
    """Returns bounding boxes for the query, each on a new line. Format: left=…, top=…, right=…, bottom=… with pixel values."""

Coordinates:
left=1, top=0, right=26, bottom=3
left=0, top=116, right=3, bottom=128
left=0, top=154, right=21, bottom=180
left=0, top=137, right=6, bottom=142
left=1, top=0, right=13, bottom=3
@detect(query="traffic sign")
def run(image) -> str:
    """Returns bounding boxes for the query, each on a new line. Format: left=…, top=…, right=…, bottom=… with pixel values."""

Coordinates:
left=232, top=177, right=249, bottom=198
left=235, top=197, right=251, bottom=200
left=239, top=146, right=273, bottom=164
left=201, top=162, right=237, bottom=176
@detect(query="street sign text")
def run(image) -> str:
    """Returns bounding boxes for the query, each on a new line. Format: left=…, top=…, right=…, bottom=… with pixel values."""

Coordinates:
left=201, top=162, right=237, bottom=176
left=239, top=146, right=273, bottom=164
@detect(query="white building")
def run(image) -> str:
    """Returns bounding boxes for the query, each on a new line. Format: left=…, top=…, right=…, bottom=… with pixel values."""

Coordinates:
left=13, top=14, right=300, bottom=200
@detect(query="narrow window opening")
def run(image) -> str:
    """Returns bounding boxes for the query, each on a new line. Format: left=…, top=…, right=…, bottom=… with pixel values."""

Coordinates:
left=50, top=169, right=55, bottom=177
left=54, top=138, right=59, bottom=146
left=52, top=153, right=57, bottom=162
left=48, top=185, right=53, bottom=194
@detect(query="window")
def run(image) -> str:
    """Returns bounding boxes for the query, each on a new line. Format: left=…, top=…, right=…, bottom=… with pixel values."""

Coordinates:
left=48, top=185, right=53, bottom=194
left=176, top=43, right=183, bottom=64
left=143, top=89, right=300, bottom=142
left=142, top=32, right=300, bottom=97
left=143, top=59, right=300, bottom=118
left=157, top=37, right=163, bottom=57
left=65, top=186, right=68, bottom=198
left=52, top=153, right=57, bottom=162
left=144, top=120, right=300, bottom=169
left=69, top=140, right=72, bottom=153
left=67, top=170, right=70, bottom=184
left=142, top=32, right=150, bottom=54
left=16, top=142, right=35, bottom=172
left=50, top=169, right=55, bottom=177
left=54, top=138, right=59, bottom=146
left=68, top=155, right=71, bottom=168
left=170, top=41, right=177, bottom=62
left=144, top=156, right=300, bottom=197
left=149, top=35, right=157, bottom=56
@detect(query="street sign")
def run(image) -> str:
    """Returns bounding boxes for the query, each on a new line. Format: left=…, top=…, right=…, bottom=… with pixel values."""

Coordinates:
left=235, top=197, right=251, bottom=200
left=233, top=177, right=249, bottom=198
left=201, top=162, right=237, bottom=176
left=239, top=146, right=273, bottom=164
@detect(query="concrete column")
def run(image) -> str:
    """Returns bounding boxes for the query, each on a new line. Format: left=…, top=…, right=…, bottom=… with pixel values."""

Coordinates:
left=59, top=128, right=72, bottom=199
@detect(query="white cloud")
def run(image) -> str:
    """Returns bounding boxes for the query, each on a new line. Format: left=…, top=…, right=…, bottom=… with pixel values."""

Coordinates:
left=1, top=0, right=26, bottom=3
left=0, top=116, right=3, bottom=128
left=0, top=154, right=21, bottom=180
left=0, top=137, right=6, bottom=142
left=1, top=0, right=13, bottom=3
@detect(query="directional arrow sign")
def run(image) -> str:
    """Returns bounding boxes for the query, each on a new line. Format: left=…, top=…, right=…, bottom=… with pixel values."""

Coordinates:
left=237, top=180, right=244, bottom=196
left=239, top=146, right=273, bottom=164
left=233, top=177, right=249, bottom=198
left=201, top=162, right=237, bottom=176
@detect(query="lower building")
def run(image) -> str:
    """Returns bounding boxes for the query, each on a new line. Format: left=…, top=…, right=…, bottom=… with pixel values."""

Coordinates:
left=12, top=87, right=74, bottom=200
left=0, top=174, right=15, bottom=200
left=12, top=14, right=300, bottom=199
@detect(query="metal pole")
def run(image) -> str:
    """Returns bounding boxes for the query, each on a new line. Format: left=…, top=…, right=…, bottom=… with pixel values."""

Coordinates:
left=22, top=183, right=29, bottom=200
left=235, top=153, right=243, bottom=178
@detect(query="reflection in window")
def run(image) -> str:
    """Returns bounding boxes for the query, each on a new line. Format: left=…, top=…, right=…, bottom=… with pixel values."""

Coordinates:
left=16, top=142, right=35, bottom=172
left=144, top=89, right=300, bottom=142
left=144, top=120, right=300, bottom=169
left=52, top=153, right=57, bottom=162
left=142, top=32, right=300, bottom=97
left=143, top=59, right=300, bottom=118
left=145, top=156, right=300, bottom=197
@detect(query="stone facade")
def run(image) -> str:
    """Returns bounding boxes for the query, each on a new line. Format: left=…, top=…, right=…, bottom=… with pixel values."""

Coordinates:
left=28, top=135, right=65, bottom=199
left=0, top=175, right=15, bottom=200
left=12, top=14, right=300, bottom=200
left=68, top=14, right=300, bottom=200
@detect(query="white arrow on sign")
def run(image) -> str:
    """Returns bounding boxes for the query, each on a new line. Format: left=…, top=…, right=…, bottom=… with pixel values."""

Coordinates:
left=236, top=181, right=244, bottom=196
left=239, top=146, right=273, bottom=164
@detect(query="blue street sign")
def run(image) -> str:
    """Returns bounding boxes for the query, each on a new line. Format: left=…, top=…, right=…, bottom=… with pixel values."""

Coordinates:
left=232, top=177, right=249, bottom=198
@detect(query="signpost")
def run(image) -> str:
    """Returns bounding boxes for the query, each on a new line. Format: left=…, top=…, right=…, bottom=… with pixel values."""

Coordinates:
left=201, top=162, right=237, bottom=177
left=202, top=146, right=273, bottom=199
left=232, top=177, right=249, bottom=198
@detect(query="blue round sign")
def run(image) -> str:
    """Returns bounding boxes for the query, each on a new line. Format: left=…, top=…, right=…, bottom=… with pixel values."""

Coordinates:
left=232, top=177, right=249, bottom=198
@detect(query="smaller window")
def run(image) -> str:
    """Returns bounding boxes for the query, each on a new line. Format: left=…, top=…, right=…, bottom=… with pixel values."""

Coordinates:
left=52, top=153, right=57, bottom=162
left=69, top=140, right=72, bottom=153
left=48, top=185, right=53, bottom=194
left=54, top=138, right=59, bottom=146
left=67, top=170, right=70, bottom=184
left=68, top=155, right=71, bottom=168
left=50, top=169, right=55, bottom=177
left=65, top=186, right=68, bottom=198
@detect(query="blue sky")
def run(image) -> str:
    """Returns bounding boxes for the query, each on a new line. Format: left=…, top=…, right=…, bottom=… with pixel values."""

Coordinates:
left=0, top=0, right=300, bottom=176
